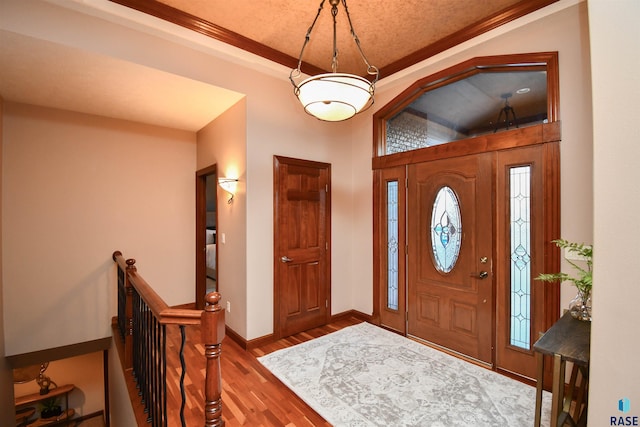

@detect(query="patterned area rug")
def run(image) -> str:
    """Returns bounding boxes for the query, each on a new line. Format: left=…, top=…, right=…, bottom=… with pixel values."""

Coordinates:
left=259, top=322, right=551, bottom=426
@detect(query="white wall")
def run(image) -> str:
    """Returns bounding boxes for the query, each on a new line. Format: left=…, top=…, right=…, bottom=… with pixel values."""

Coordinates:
left=107, top=336, right=136, bottom=426
left=197, top=59, right=360, bottom=340
left=197, top=99, right=249, bottom=337
left=350, top=0, right=593, bottom=316
left=0, top=0, right=604, bottom=372
left=1, top=0, right=371, bottom=343
left=588, top=0, right=640, bottom=423
left=244, top=71, right=357, bottom=339
left=0, top=96, right=15, bottom=427
left=5, top=0, right=592, bottom=344
left=1, top=0, right=631, bottom=423
left=2, top=103, right=196, bottom=355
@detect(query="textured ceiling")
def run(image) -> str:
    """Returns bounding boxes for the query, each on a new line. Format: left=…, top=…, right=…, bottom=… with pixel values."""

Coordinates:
left=0, top=0, right=559, bottom=131
left=114, top=0, right=558, bottom=78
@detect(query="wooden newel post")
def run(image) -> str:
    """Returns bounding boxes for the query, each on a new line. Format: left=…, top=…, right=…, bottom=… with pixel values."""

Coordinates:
left=202, top=292, right=225, bottom=427
left=112, top=251, right=136, bottom=370
left=123, top=258, right=136, bottom=370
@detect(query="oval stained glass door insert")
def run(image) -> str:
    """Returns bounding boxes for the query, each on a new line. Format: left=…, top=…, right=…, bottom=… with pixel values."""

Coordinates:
left=431, top=186, right=462, bottom=273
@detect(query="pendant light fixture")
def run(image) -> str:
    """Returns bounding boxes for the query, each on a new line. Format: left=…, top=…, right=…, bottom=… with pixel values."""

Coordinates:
left=493, top=93, right=519, bottom=133
left=290, top=0, right=379, bottom=122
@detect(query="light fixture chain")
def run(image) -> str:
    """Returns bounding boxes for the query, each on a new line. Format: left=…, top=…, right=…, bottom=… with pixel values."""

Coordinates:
left=331, top=1, right=339, bottom=73
left=291, top=0, right=327, bottom=82
left=341, top=0, right=379, bottom=81
left=289, top=0, right=378, bottom=121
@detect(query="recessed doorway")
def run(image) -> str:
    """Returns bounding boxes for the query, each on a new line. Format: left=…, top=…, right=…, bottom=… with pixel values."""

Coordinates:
left=372, top=52, right=562, bottom=382
left=196, top=164, right=218, bottom=310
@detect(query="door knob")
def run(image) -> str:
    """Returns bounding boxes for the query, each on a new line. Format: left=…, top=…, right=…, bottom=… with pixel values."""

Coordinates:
left=471, top=271, right=489, bottom=279
left=281, top=256, right=293, bottom=263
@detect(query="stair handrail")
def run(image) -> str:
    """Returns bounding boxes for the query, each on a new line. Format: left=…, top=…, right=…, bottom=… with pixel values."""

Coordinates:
left=112, top=250, right=225, bottom=427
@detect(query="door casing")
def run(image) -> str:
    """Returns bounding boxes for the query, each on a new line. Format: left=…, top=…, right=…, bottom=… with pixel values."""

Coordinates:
left=195, top=164, right=218, bottom=310
left=373, top=126, right=561, bottom=381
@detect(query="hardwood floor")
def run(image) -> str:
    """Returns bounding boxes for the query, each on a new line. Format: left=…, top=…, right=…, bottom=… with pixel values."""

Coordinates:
left=129, top=314, right=365, bottom=426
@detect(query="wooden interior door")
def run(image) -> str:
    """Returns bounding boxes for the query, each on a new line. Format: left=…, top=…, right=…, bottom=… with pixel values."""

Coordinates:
left=274, top=156, right=331, bottom=338
left=407, top=153, right=493, bottom=365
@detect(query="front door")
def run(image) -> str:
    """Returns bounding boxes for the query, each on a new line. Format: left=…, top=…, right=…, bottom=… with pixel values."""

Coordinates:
left=407, top=153, right=493, bottom=365
left=274, top=156, right=331, bottom=338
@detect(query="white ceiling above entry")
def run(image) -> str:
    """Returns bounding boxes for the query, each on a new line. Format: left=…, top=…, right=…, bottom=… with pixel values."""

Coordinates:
left=0, top=29, right=243, bottom=132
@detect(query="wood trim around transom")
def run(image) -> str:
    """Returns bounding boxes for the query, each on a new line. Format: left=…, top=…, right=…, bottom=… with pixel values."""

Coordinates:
left=372, top=122, right=561, bottom=170
left=373, top=52, right=560, bottom=158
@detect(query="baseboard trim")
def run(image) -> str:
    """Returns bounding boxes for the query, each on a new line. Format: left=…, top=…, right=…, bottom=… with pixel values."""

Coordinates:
left=224, top=326, right=251, bottom=350
left=331, top=309, right=373, bottom=324
left=224, top=309, right=373, bottom=350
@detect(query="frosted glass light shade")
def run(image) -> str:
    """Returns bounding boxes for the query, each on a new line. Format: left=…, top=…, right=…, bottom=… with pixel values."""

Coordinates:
left=218, top=179, right=237, bottom=195
left=218, top=178, right=238, bottom=203
left=295, top=73, right=374, bottom=121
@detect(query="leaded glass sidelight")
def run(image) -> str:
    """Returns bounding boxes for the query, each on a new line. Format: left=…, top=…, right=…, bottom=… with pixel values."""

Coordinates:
left=430, top=186, right=462, bottom=273
left=387, top=181, right=399, bottom=310
left=509, top=166, right=532, bottom=349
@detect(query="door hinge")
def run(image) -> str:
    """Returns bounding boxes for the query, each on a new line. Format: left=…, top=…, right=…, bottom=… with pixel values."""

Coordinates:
left=326, top=184, right=329, bottom=192
left=326, top=299, right=329, bottom=308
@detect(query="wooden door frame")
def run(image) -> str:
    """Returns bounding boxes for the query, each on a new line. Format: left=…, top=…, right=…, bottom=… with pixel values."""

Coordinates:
left=373, top=166, right=407, bottom=334
left=273, top=156, right=332, bottom=339
left=195, top=164, right=217, bottom=310
left=494, top=144, right=551, bottom=380
left=372, top=51, right=561, bottom=384
left=372, top=125, right=561, bottom=379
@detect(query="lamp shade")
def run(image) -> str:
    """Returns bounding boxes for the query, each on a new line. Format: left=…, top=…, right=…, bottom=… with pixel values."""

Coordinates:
left=218, top=178, right=238, bottom=195
left=295, top=73, right=374, bottom=122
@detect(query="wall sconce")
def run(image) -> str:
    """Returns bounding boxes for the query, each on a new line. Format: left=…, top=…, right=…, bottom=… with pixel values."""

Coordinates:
left=218, top=178, right=238, bottom=204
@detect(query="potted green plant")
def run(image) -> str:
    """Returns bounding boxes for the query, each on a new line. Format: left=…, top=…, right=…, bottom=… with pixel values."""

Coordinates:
left=536, top=239, right=592, bottom=321
left=40, top=396, right=63, bottom=419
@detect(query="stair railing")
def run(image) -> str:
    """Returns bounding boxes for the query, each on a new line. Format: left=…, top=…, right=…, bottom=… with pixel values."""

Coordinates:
left=112, top=251, right=224, bottom=427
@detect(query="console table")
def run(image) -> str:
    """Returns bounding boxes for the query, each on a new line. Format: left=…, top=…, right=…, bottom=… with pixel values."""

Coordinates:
left=533, top=311, right=590, bottom=427
left=15, top=384, right=76, bottom=426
